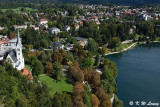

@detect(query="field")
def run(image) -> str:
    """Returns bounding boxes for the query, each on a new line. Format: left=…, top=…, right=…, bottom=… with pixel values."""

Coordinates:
left=38, top=75, right=73, bottom=97
left=1, top=7, right=38, bottom=14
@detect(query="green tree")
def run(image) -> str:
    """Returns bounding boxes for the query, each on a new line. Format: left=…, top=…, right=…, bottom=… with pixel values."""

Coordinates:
left=87, top=38, right=98, bottom=55
left=95, top=53, right=100, bottom=67
left=52, top=62, right=63, bottom=81
left=83, top=85, right=92, bottom=107
left=108, top=37, right=121, bottom=50
left=32, top=60, right=44, bottom=76
left=80, top=57, right=94, bottom=69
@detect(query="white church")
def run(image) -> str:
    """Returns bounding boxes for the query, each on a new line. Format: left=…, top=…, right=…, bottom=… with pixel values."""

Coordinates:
left=0, top=30, right=24, bottom=70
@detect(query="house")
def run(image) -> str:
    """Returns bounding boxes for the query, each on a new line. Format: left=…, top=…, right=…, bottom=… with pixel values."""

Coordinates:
left=75, top=37, right=88, bottom=47
left=65, top=43, right=74, bottom=51
left=49, top=28, right=60, bottom=34
left=38, top=19, right=48, bottom=28
left=13, top=25, right=27, bottom=30
left=30, top=25, right=39, bottom=30
left=74, top=24, right=80, bottom=31
left=21, top=68, right=33, bottom=80
left=64, top=26, right=71, bottom=32
left=0, top=27, right=5, bottom=31
left=51, top=42, right=64, bottom=50
left=140, top=14, right=153, bottom=21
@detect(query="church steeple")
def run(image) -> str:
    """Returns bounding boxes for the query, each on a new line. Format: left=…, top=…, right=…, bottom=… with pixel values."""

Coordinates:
left=16, top=30, right=22, bottom=47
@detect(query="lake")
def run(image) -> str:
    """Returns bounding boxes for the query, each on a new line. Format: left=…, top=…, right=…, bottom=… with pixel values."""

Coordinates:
left=106, top=43, right=160, bottom=107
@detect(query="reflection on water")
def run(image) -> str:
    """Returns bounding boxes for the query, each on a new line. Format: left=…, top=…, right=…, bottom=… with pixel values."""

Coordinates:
left=106, top=43, right=160, bottom=107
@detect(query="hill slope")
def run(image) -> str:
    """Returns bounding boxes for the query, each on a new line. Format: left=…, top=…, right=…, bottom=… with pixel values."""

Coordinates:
left=0, top=0, right=160, bottom=5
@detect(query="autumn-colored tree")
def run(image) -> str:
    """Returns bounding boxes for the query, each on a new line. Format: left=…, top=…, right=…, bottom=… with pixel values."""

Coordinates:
left=52, top=49, right=66, bottom=64
left=72, top=82, right=84, bottom=107
left=102, top=45, right=107, bottom=54
left=45, top=61, right=53, bottom=74
left=73, top=43, right=84, bottom=58
left=94, top=87, right=112, bottom=107
left=91, top=94, right=100, bottom=107
left=101, top=100, right=112, bottom=107
left=84, top=70, right=101, bottom=88
left=9, top=32, right=16, bottom=39
left=68, top=61, right=84, bottom=82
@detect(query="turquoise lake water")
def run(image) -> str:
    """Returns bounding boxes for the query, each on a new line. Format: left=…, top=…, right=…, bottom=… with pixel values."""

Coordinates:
left=106, top=43, right=160, bottom=107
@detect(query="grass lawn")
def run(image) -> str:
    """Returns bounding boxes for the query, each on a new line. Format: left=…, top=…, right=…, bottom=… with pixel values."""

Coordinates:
left=38, top=75, right=73, bottom=97
left=135, top=34, right=141, bottom=40
left=25, top=65, right=31, bottom=71
left=1, top=7, right=38, bottom=14
left=108, top=42, right=133, bottom=52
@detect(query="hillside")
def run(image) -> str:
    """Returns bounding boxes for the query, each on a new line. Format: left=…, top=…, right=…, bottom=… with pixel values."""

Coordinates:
left=0, top=0, right=160, bottom=5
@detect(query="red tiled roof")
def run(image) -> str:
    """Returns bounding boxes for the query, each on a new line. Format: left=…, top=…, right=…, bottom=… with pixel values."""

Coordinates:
left=123, top=12, right=135, bottom=15
left=0, top=41, right=8, bottom=44
left=40, top=19, right=48, bottom=22
left=92, top=16, right=98, bottom=19
left=13, top=25, right=27, bottom=27
left=116, top=16, right=120, bottom=19
left=21, top=68, right=33, bottom=80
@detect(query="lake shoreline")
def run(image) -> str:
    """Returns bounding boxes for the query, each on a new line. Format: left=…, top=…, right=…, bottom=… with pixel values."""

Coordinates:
left=105, top=41, right=160, bottom=56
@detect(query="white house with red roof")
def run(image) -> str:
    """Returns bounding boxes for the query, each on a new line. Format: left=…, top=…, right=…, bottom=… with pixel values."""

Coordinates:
left=13, top=25, right=27, bottom=30
left=38, top=19, right=48, bottom=28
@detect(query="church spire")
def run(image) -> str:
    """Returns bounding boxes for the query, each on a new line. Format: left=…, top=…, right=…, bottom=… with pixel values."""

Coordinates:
left=16, top=30, right=22, bottom=47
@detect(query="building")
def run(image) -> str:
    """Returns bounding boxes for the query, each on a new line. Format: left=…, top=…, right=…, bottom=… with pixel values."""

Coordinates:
left=0, top=26, right=5, bottom=31
left=0, top=31, right=33, bottom=80
left=75, top=37, right=88, bottom=47
left=21, top=68, right=33, bottom=80
left=65, top=43, right=74, bottom=51
left=13, top=25, right=27, bottom=30
left=38, top=19, right=48, bottom=28
left=51, top=42, right=64, bottom=50
left=0, top=30, right=24, bottom=70
left=49, top=28, right=60, bottom=34
left=64, top=26, right=71, bottom=32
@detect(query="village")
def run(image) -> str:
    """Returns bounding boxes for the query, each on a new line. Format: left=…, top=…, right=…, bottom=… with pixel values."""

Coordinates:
left=0, top=3, right=160, bottom=107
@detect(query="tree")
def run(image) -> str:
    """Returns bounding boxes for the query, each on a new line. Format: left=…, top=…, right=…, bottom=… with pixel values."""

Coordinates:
left=87, top=38, right=98, bottom=55
left=102, top=45, right=107, bottom=54
left=45, top=61, right=53, bottom=74
left=91, top=94, right=100, bottom=107
left=95, top=53, right=100, bottom=67
left=101, top=79, right=115, bottom=94
left=52, top=92, right=63, bottom=107
left=68, top=61, right=84, bottom=82
left=9, top=32, right=16, bottom=39
left=52, top=49, right=66, bottom=64
left=108, top=37, right=121, bottom=49
left=72, top=82, right=84, bottom=107
left=0, top=63, right=52, bottom=106
left=40, top=39, right=48, bottom=48
left=80, top=57, right=94, bottom=69
left=113, top=98, right=123, bottom=107
left=62, top=93, right=73, bottom=107
left=73, top=43, right=84, bottom=58
left=95, top=87, right=112, bottom=107
left=52, top=62, right=63, bottom=81
left=32, top=59, right=44, bottom=76
left=84, top=70, right=101, bottom=88
left=83, top=85, right=92, bottom=107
